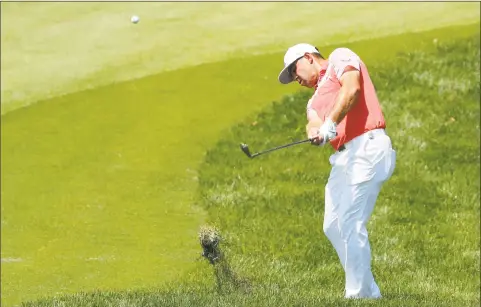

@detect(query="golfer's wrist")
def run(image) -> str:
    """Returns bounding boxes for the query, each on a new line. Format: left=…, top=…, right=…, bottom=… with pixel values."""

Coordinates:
left=318, top=117, right=337, bottom=132
left=325, top=117, right=337, bottom=127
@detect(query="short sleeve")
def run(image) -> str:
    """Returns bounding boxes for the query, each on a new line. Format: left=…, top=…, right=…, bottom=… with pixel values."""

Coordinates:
left=329, top=48, right=361, bottom=80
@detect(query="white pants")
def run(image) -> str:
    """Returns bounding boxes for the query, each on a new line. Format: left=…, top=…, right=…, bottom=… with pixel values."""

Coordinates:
left=323, top=129, right=396, bottom=298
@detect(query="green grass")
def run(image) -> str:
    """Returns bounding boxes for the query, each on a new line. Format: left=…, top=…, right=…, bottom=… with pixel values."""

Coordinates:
left=1, top=23, right=478, bottom=306
left=19, top=27, right=480, bottom=306
left=1, top=3, right=479, bottom=305
left=1, top=2, right=479, bottom=114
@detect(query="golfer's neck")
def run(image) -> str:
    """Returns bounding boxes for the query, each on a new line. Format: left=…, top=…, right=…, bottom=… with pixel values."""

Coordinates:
left=313, top=58, right=328, bottom=75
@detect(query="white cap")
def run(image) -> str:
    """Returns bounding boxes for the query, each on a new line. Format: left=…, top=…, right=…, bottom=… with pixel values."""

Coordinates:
left=278, top=43, right=320, bottom=84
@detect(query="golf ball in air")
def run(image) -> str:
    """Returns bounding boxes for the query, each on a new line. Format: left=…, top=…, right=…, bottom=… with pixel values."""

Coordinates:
left=131, top=15, right=140, bottom=24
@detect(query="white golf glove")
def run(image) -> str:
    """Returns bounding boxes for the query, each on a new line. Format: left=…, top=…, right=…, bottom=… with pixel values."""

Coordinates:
left=317, top=117, right=338, bottom=145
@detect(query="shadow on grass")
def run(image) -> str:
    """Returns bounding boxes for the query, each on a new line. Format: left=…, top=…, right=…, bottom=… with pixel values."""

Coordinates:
left=212, top=256, right=252, bottom=295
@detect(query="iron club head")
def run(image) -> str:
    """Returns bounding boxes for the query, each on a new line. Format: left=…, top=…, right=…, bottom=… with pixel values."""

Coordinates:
left=240, top=143, right=253, bottom=158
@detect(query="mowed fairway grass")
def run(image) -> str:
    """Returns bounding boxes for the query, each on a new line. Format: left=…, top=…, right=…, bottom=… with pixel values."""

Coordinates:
left=1, top=2, right=479, bottom=306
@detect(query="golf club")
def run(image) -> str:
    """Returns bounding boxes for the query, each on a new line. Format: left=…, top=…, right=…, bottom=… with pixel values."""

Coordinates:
left=240, top=138, right=312, bottom=159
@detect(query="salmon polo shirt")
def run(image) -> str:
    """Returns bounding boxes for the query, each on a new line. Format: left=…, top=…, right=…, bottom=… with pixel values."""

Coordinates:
left=306, top=48, right=386, bottom=151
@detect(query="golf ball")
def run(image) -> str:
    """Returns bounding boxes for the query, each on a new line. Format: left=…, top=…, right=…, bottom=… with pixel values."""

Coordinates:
left=131, top=15, right=140, bottom=24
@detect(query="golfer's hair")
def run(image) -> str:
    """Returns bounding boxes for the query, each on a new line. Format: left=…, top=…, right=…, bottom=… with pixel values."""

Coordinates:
left=313, top=47, right=324, bottom=59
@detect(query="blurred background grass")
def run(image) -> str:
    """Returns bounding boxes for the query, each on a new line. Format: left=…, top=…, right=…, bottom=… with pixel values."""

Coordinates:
left=1, top=2, right=479, bottom=114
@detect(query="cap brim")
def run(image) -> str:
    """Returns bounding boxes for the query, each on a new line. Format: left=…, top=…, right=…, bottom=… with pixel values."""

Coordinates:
left=278, top=65, right=294, bottom=84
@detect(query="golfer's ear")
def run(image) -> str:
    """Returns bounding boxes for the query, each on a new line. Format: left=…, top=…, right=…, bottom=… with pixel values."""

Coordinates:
left=305, top=53, right=314, bottom=63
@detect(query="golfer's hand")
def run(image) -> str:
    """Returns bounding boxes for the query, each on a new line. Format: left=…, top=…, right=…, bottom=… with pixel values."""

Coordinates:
left=306, top=119, right=323, bottom=146
left=310, top=134, right=323, bottom=146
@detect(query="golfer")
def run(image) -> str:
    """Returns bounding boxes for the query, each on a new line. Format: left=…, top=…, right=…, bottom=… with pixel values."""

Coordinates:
left=278, top=43, right=396, bottom=298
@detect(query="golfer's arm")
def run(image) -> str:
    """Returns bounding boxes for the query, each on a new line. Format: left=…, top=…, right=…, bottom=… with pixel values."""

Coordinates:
left=306, top=109, right=322, bottom=135
left=328, top=68, right=361, bottom=124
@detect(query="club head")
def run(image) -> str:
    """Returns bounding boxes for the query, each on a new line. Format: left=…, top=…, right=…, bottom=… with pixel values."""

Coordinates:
left=240, top=143, right=253, bottom=158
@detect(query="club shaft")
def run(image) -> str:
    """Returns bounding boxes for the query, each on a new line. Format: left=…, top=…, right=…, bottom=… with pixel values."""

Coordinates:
left=253, top=138, right=311, bottom=156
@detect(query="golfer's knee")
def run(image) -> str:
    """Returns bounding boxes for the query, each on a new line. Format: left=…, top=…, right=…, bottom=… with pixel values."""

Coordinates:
left=338, top=218, right=356, bottom=241
left=323, top=219, right=336, bottom=238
